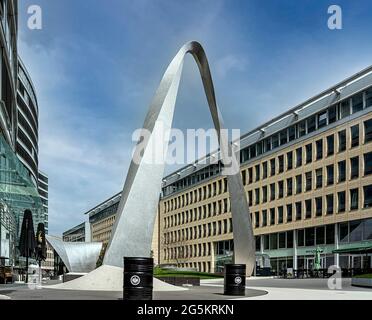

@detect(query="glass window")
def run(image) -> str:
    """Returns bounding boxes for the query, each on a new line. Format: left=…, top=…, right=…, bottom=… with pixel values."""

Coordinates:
left=278, top=181, right=284, bottom=198
left=363, top=218, right=372, bottom=240
left=298, top=229, right=304, bottom=246
left=270, top=158, right=275, bottom=176
left=272, top=134, right=279, bottom=149
left=278, top=207, right=283, bottom=224
left=264, top=234, right=269, bottom=250
left=262, top=210, right=267, bottom=227
left=287, top=230, right=293, bottom=248
left=315, top=197, right=322, bottom=216
left=351, top=125, right=359, bottom=148
left=339, top=222, right=349, bottom=243
left=248, top=167, right=253, bottom=184
left=339, top=100, right=350, bottom=119
left=287, top=177, right=293, bottom=196
left=262, top=186, right=267, bottom=203
left=327, top=134, right=334, bottom=156
left=270, top=208, right=275, bottom=225
left=366, top=88, right=372, bottom=108
left=365, top=152, right=372, bottom=175
left=317, top=111, right=327, bottom=129
left=280, top=130, right=288, bottom=146
left=257, top=142, right=263, bottom=156
left=316, top=227, right=325, bottom=245
left=270, top=233, right=278, bottom=250
left=326, top=194, right=334, bottom=215
left=296, top=202, right=302, bottom=220
left=279, top=232, right=286, bottom=248
left=262, top=162, right=268, bottom=179
left=316, top=139, right=323, bottom=160
left=338, top=191, right=346, bottom=213
left=350, top=188, right=358, bottom=210
left=350, top=156, right=359, bottom=179
left=364, top=185, right=372, bottom=208
left=288, top=126, right=296, bottom=141
left=296, top=174, right=302, bottom=194
left=255, top=188, right=260, bottom=205
left=287, top=204, right=293, bottom=222
left=326, top=224, right=335, bottom=244
left=338, top=160, right=346, bottom=182
left=364, top=119, right=372, bottom=143
left=305, top=199, right=312, bottom=219
left=278, top=155, right=284, bottom=173
left=327, top=164, right=334, bottom=185
left=305, top=228, right=315, bottom=247
left=265, top=138, right=271, bottom=152
left=298, top=120, right=306, bottom=137
left=306, top=143, right=312, bottom=164
left=255, top=164, right=260, bottom=182
left=316, top=168, right=322, bottom=188
left=305, top=171, right=312, bottom=191
left=338, top=130, right=346, bottom=152
left=328, top=105, right=337, bottom=124
left=287, top=151, right=293, bottom=170
left=270, top=183, right=275, bottom=201
left=296, top=147, right=302, bottom=167
left=307, top=115, right=316, bottom=133
left=248, top=190, right=253, bottom=206
left=255, top=212, right=260, bottom=228
left=250, top=145, right=256, bottom=158
left=350, top=220, right=363, bottom=242
left=352, top=93, right=363, bottom=114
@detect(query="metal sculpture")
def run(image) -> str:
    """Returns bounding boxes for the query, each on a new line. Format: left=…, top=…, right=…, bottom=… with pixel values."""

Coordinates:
left=103, top=41, right=255, bottom=275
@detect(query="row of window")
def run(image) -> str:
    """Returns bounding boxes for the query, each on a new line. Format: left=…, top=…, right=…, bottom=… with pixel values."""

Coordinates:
left=164, top=241, right=214, bottom=260
left=253, top=185, right=372, bottom=227
left=242, top=119, right=372, bottom=185
left=240, top=88, right=372, bottom=163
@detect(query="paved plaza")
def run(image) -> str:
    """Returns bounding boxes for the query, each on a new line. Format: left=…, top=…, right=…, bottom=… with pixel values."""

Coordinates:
left=0, top=277, right=371, bottom=300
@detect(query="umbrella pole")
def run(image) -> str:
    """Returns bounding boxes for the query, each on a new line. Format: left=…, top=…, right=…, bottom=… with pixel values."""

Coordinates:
left=25, top=255, right=28, bottom=283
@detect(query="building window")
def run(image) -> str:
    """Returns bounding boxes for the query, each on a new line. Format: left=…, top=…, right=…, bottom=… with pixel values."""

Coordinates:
left=326, top=224, right=335, bottom=244
left=255, top=212, right=260, bottom=228
left=287, top=177, right=293, bottom=196
left=351, top=125, right=359, bottom=148
left=272, top=134, right=279, bottom=149
left=307, top=115, right=316, bottom=133
left=366, top=89, right=372, bottom=108
left=296, top=147, right=302, bottom=167
left=350, top=188, right=358, bottom=210
left=364, top=152, right=372, bottom=175
left=315, top=197, right=322, bottom=216
left=296, top=202, right=302, bottom=220
left=278, top=155, right=284, bottom=173
left=270, top=183, right=275, bottom=201
left=316, top=168, right=323, bottom=188
left=305, top=199, right=312, bottom=219
left=306, top=143, right=312, bottom=164
left=265, top=138, right=271, bottom=152
left=262, top=162, right=268, bottom=179
left=327, top=164, right=334, bottom=185
left=248, top=167, right=253, bottom=184
left=326, top=194, right=334, bottom=215
left=317, top=111, right=327, bottom=129
left=327, top=135, right=334, bottom=156
left=287, top=151, right=293, bottom=170
left=270, top=233, right=278, bottom=250
left=339, top=222, right=349, bottom=243
left=255, top=188, right=260, bottom=205
left=270, top=208, right=275, bottom=225
left=352, top=93, right=364, bottom=114
left=338, top=130, right=346, bottom=152
left=278, top=181, right=284, bottom=198
left=350, top=156, right=359, bottom=179
left=364, top=119, right=372, bottom=143
left=279, top=232, right=286, bottom=248
left=248, top=190, right=253, bottom=206
left=306, top=228, right=315, bottom=247
left=298, top=229, right=304, bottom=246
left=270, top=158, right=276, bottom=176
left=298, top=120, right=306, bottom=137
left=316, top=139, right=323, bottom=160
left=328, top=105, right=337, bottom=124
left=338, top=191, right=346, bottom=213
left=255, top=164, right=260, bottom=182
left=262, top=210, right=267, bottom=227
left=287, top=204, right=293, bottom=222
left=262, top=186, right=267, bottom=203
left=338, top=160, right=346, bottom=182
left=280, top=130, right=288, bottom=146
left=278, top=207, right=283, bottom=224
left=305, top=172, right=312, bottom=191
left=316, top=227, right=325, bottom=245
left=289, top=126, right=296, bottom=141
left=296, top=175, right=302, bottom=194
left=339, top=100, right=350, bottom=119
left=364, top=185, right=372, bottom=208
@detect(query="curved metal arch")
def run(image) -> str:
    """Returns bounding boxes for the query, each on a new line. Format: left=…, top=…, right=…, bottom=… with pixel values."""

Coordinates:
left=103, top=41, right=255, bottom=275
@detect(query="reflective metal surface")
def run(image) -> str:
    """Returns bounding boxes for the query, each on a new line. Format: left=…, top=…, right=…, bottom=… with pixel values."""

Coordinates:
left=46, top=235, right=102, bottom=273
left=104, top=41, right=255, bottom=275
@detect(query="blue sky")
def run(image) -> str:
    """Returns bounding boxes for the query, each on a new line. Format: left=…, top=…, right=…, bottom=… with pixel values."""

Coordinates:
left=17, top=0, right=372, bottom=235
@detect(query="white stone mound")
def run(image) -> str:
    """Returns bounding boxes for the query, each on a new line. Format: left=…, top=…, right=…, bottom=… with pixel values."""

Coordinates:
left=46, top=265, right=187, bottom=292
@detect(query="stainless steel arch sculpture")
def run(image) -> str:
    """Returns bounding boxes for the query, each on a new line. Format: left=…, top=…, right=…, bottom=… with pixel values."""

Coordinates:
left=103, top=41, right=255, bottom=275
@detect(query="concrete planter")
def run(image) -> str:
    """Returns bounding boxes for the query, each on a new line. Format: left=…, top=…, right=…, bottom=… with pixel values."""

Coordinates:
left=352, top=277, right=372, bottom=288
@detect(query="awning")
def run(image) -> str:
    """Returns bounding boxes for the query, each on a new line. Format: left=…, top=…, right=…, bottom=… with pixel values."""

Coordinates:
left=333, top=245, right=372, bottom=254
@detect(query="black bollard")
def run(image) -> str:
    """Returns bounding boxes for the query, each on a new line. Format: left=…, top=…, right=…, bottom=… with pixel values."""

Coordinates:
left=224, top=264, right=246, bottom=296
left=123, top=257, right=153, bottom=300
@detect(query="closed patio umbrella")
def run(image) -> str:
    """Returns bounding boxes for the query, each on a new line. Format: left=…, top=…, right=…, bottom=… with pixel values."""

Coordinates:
left=19, top=210, right=36, bottom=283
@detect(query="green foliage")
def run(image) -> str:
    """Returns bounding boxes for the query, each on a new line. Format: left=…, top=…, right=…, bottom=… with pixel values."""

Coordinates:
left=153, top=267, right=223, bottom=279
left=354, top=273, right=372, bottom=279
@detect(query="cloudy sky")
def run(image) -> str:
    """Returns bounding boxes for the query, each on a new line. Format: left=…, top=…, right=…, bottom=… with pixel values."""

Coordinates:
left=17, top=0, right=372, bottom=235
